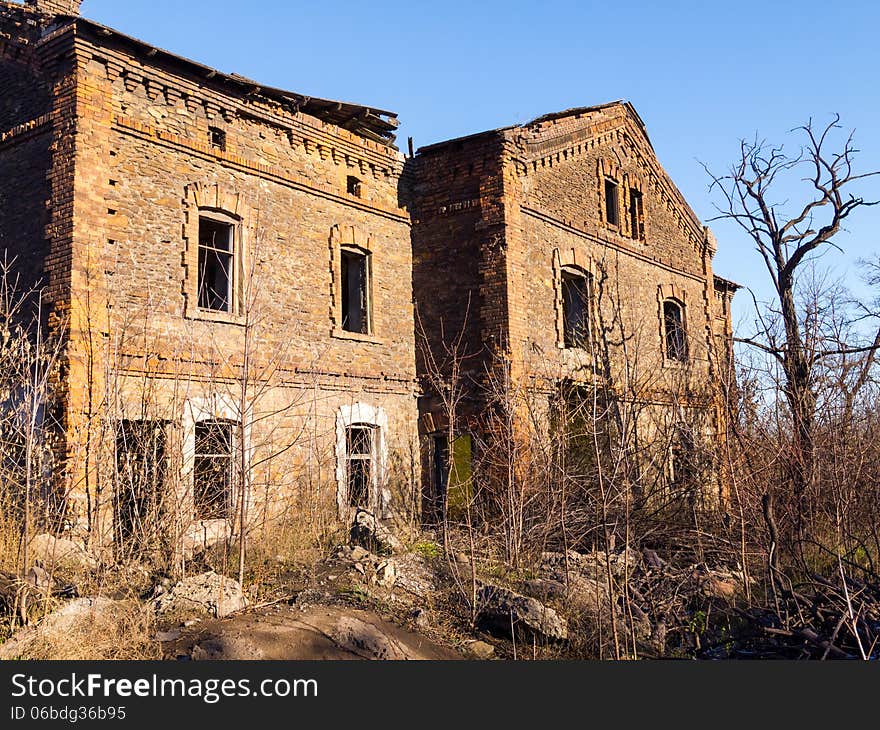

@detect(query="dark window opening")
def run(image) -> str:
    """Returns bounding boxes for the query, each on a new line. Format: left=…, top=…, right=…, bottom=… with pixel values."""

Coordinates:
left=670, top=429, right=697, bottom=490
left=209, top=126, right=226, bottom=151
left=562, top=270, right=590, bottom=348
left=341, top=248, right=371, bottom=334
left=194, top=419, right=236, bottom=520
left=629, top=188, right=644, bottom=240
left=198, top=216, right=234, bottom=312
left=347, top=175, right=362, bottom=197
left=115, top=420, right=167, bottom=544
left=432, top=434, right=450, bottom=504
left=664, top=300, right=688, bottom=362
left=346, top=424, right=375, bottom=508
left=604, top=177, right=619, bottom=227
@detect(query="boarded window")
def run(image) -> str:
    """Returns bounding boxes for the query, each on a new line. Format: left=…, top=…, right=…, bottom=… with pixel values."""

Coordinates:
left=198, top=217, right=234, bottom=312
left=341, top=248, right=371, bottom=334
left=346, top=424, right=375, bottom=508
left=664, top=299, right=688, bottom=362
left=194, top=419, right=236, bottom=520
left=116, top=420, right=166, bottom=544
left=604, top=177, right=619, bottom=227
left=562, top=269, right=590, bottom=348
left=347, top=175, right=362, bottom=197
left=431, top=433, right=473, bottom=520
left=629, top=188, right=644, bottom=240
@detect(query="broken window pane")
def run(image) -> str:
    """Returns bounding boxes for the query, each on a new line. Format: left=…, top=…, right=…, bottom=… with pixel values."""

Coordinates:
left=664, top=299, right=688, bottom=362
left=562, top=270, right=590, bottom=348
left=346, top=424, right=375, bottom=507
left=629, top=188, right=644, bottom=240
left=198, top=217, right=234, bottom=312
left=604, top=177, right=619, bottom=227
left=209, top=126, right=226, bottom=151
left=347, top=175, right=362, bottom=197
left=341, top=248, right=371, bottom=334
left=194, top=419, right=236, bottom=520
left=116, top=419, right=167, bottom=545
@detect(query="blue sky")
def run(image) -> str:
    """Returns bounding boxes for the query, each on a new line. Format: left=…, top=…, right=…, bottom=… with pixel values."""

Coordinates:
left=79, top=0, right=880, bottom=331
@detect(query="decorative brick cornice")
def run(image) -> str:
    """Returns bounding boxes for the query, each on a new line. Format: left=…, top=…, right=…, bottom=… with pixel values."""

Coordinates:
left=511, top=114, right=705, bottom=250
left=114, top=116, right=409, bottom=224
left=0, top=113, right=51, bottom=147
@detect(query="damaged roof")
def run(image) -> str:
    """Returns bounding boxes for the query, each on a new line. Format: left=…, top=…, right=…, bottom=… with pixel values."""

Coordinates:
left=45, top=13, right=400, bottom=146
left=416, top=100, right=652, bottom=156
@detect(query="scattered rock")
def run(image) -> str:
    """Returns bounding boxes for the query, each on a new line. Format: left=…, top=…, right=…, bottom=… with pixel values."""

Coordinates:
left=467, top=639, right=496, bottom=660
left=152, top=571, right=247, bottom=620
left=523, top=577, right=567, bottom=600
left=336, top=544, right=372, bottom=563
left=350, top=509, right=402, bottom=556
left=0, top=597, right=121, bottom=660
left=694, top=568, right=742, bottom=601
left=328, top=614, right=410, bottom=660
left=374, top=560, right=397, bottom=589
left=540, top=548, right=639, bottom=582
left=477, top=585, right=568, bottom=643
left=26, top=565, right=54, bottom=595
left=155, top=629, right=181, bottom=643
left=29, top=534, right=98, bottom=573
left=393, top=552, right=436, bottom=599
left=410, top=607, right=429, bottom=629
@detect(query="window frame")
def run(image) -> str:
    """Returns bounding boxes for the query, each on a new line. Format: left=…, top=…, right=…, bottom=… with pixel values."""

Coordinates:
left=629, top=187, right=645, bottom=241
left=192, top=417, right=239, bottom=522
left=663, top=298, right=689, bottom=363
left=346, top=175, right=362, bottom=198
left=115, top=419, right=168, bottom=546
left=560, top=267, right=592, bottom=349
left=339, top=244, right=373, bottom=336
left=604, top=176, right=620, bottom=228
left=197, top=213, right=237, bottom=314
left=344, top=423, right=377, bottom=509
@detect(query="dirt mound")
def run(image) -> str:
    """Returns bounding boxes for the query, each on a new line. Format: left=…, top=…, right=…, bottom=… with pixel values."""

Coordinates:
left=166, top=604, right=462, bottom=661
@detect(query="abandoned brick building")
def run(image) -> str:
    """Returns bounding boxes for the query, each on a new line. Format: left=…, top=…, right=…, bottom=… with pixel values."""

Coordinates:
left=410, top=103, right=737, bottom=517
left=0, top=0, right=419, bottom=552
left=0, top=0, right=735, bottom=551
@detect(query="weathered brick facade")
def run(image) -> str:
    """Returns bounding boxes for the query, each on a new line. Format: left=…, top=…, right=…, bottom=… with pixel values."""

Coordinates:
left=0, top=0, right=419, bottom=549
left=410, top=103, right=737, bottom=508
left=0, top=1, right=735, bottom=548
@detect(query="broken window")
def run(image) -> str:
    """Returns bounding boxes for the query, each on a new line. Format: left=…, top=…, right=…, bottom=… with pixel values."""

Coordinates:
left=194, top=419, right=237, bottom=520
left=346, top=424, right=375, bottom=508
left=663, top=299, right=688, bottom=362
left=198, top=216, right=235, bottom=312
left=209, top=126, right=226, bottom=151
left=562, top=269, right=591, bottom=348
left=669, top=428, right=697, bottom=491
left=115, top=420, right=166, bottom=544
left=629, top=188, right=644, bottom=240
left=604, top=177, right=620, bottom=227
left=347, top=175, right=362, bottom=198
left=341, top=247, right=371, bottom=334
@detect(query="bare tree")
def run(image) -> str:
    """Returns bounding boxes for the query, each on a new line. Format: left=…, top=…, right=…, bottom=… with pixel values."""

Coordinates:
left=706, top=115, right=880, bottom=525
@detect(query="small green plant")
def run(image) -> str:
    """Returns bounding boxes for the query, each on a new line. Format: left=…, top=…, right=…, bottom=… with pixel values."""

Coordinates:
left=414, top=541, right=441, bottom=559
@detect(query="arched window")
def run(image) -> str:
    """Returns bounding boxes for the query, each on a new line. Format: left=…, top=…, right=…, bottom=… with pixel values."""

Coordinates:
left=663, top=299, right=688, bottom=362
left=561, top=268, right=591, bottom=348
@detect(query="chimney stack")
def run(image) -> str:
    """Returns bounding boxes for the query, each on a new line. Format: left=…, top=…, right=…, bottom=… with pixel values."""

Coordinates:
left=25, top=0, right=83, bottom=16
